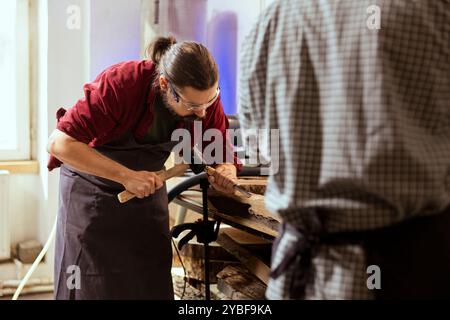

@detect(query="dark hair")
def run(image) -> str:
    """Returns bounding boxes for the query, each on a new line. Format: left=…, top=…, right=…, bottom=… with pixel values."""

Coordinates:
left=147, top=35, right=218, bottom=91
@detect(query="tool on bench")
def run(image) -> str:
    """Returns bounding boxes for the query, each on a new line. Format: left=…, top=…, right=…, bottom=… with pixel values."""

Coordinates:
left=117, top=146, right=251, bottom=203
left=192, top=145, right=252, bottom=198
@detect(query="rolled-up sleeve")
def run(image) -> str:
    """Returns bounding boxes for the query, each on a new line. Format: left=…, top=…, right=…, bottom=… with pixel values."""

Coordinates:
left=56, top=67, right=130, bottom=146
left=48, top=61, right=154, bottom=171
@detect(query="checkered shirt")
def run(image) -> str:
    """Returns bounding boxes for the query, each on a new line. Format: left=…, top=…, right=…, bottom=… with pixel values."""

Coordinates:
left=238, top=0, right=450, bottom=299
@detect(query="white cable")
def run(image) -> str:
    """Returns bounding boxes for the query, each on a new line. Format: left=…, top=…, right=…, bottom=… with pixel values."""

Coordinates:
left=12, top=217, right=57, bottom=300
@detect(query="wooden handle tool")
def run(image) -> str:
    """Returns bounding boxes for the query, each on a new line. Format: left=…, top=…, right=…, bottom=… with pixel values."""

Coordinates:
left=204, top=166, right=252, bottom=198
left=117, top=163, right=190, bottom=203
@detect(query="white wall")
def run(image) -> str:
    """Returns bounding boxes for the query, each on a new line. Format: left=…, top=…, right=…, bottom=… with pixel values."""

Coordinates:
left=206, top=0, right=266, bottom=114
left=9, top=175, right=41, bottom=244
left=8, top=0, right=94, bottom=279
left=140, top=0, right=268, bottom=114
left=7, top=0, right=48, bottom=254
left=6, top=0, right=275, bottom=281
left=7, top=0, right=92, bottom=279
left=39, top=0, right=91, bottom=277
left=89, top=0, right=141, bottom=80
left=207, top=0, right=267, bottom=57
left=6, top=0, right=48, bottom=249
left=7, top=0, right=143, bottom=281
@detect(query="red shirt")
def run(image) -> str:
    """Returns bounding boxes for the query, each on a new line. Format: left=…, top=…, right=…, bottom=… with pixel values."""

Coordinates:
left=47, top=60, right=241, bottom=172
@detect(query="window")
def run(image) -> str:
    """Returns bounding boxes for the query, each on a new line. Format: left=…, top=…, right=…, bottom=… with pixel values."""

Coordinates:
left=0, top=0, right=30, bottom=160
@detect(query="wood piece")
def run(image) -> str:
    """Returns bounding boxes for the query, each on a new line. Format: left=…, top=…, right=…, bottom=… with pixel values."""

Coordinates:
left=216, top=233, right=270, bottom=285
left=172, top=273, right=228, bottom=300
left=207, top=188, right=280, bottom=238
left=209, top=202, right=278, bottom=238
left=172, top=273, right=205, bottom=300
left=220, top=228, right=272, bottom=265
left=176, top=235, right=237, bottom=261
left=208, top=188, right=281, bottom=224
left=233, top=178, right=267, bottom=195
left=174, top=192, right=278, bottom=239
left=174, top=234, right=239, bottom=283
left=205, top=166, right=252, bottom=198
left=0, top=285, right=54, bottom=298
left=15, top=240, right=43, bottom=264
left=221, top=227, right=271, bottom=247
left=216, top=265, right=266, bottom=300
left=210, top=284, right=229, bottom=300
left=180, top=256, right=239, bottom=284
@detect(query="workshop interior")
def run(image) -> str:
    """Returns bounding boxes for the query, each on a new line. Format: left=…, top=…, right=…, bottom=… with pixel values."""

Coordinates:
left=1, top=0, right=449, bottom=301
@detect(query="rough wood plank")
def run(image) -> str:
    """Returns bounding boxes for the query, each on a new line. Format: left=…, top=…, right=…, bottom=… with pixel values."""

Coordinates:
left=233, top=178, right=267, bottom=195
left=179, top=256, right=238, bottom=284
left=216, top=233, right=271, bottom=285
left=221, top=227, right=271, bottom=246
left=208, top=188, right=281, bottom=224
left=176, top=236, right=237, bottom=261
left=15, top=240, right=43, bottom=264
left=172, top=274, right=206, bottom=300
left=217, top=265, right=267, bottom=300
left=207, top=190, right=280, bottom=237
left=210, top=206, right=279, bottom=238
left=175, top=193, right=279, bottom=239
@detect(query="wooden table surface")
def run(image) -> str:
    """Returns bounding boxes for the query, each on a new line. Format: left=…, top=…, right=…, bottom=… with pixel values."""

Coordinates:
left=172, top=178, right=280, bottom=241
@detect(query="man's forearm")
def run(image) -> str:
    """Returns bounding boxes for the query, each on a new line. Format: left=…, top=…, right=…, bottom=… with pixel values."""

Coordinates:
left=48, top=129, right=132, bottom=185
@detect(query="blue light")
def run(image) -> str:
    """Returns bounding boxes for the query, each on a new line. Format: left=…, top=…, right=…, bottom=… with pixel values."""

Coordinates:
left=207, top=11, right=238, bottom=115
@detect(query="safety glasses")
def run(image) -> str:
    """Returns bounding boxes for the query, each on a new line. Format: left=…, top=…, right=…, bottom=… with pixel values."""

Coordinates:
left=168, top=81, right=220, bottom=111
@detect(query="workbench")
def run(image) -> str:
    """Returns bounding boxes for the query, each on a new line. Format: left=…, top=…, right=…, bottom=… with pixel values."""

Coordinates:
left=172, top=177, right=280, bottom=241
left=171, top=176, right=280, bottom=299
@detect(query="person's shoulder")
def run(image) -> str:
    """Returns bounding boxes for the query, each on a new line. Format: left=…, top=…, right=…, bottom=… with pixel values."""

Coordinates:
left=260, top=0, right=282, bottom=21
left=245, top=0, right=282, bottom=42
left=92, top=60, right=157, bottom=88
left=101, top=60, right=156, bottom=78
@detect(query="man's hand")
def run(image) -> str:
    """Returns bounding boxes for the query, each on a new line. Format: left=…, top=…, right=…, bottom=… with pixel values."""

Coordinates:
left=207, top=164, right=238, bottom=194
left=121, top=170, right=164, bottom=199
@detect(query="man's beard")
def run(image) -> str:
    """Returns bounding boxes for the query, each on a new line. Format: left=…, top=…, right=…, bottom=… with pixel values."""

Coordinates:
left=159, top=91, right=200, bottom=123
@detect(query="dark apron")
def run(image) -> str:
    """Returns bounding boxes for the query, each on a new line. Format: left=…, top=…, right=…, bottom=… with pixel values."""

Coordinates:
left=54, top=133, right=178, bottom=300
left=271, top=205, right=450, bottom=299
